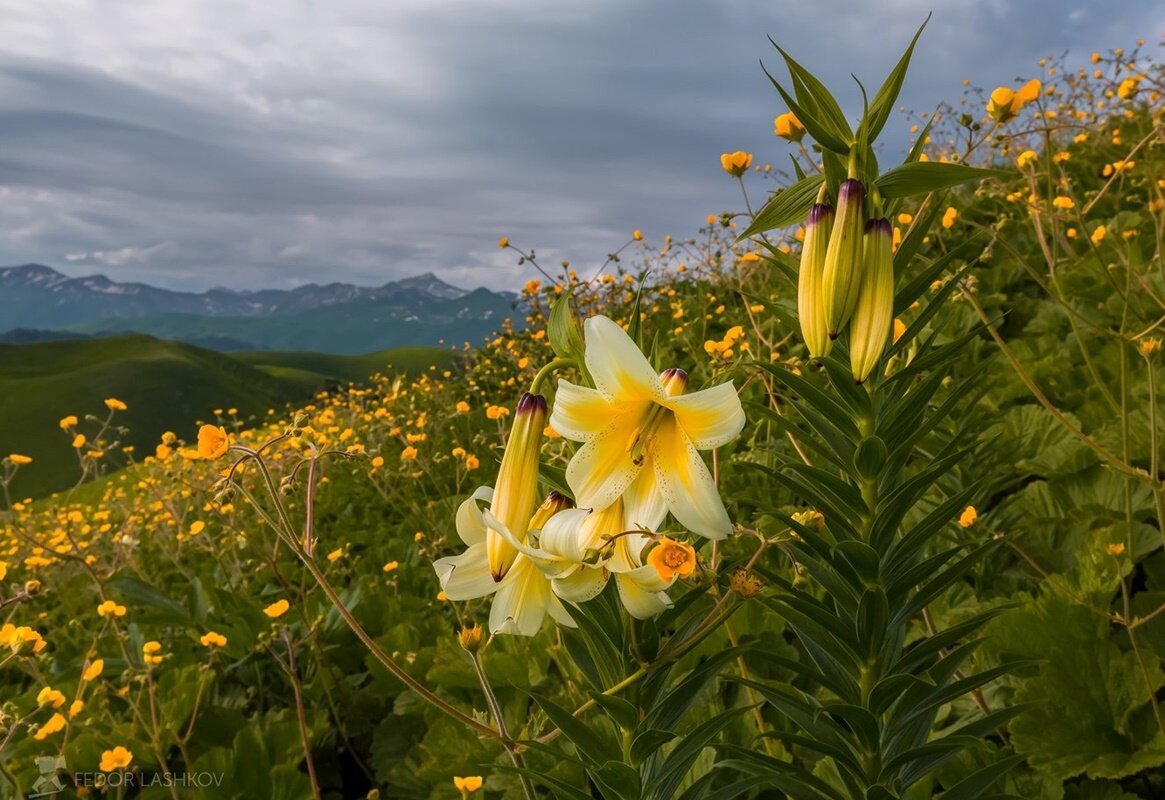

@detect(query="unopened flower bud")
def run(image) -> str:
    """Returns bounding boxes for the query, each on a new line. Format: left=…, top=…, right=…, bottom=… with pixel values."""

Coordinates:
left=487, top=393, right=548, bottom=581
left=24, top=580, right=41, bottom=596
left=528, top=491, right=574, bottom=531
left=821, top=179, right=867, bottom=337
left=849, top=218, right=895, bottom=383
left=797, top=202, right=835, bottom=357
left=458, top=624, right=483, bottom=652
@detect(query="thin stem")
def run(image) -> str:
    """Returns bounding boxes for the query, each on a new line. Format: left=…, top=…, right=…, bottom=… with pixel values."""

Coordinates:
left=471, top=652, right=537, bottom=800
left=298, top=554, right=501, bottom=740
left=530, top=358, right=578, bottom=395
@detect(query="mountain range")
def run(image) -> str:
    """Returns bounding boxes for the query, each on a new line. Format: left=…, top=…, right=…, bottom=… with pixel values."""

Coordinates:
left=0, top=264, right=518, bottom=354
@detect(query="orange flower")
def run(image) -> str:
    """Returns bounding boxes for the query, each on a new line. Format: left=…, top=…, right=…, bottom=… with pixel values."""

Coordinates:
left=720, top=150, right=753, bottom=177
left=197, top=425, right=230, bottom=459
left=647, top=538, right=697, bottom=582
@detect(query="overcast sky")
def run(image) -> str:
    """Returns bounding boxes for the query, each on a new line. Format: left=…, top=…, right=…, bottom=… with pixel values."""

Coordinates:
left=0, top=1, right=1158, bottom=292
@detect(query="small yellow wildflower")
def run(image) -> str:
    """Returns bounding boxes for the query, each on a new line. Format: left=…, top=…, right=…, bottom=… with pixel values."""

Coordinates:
left=197, top=425, right=230, bottom=459
left=100, top=746, right=133, bottom=772
left=82, top=659, right=104, bottom=681
left=958, top=506, right=978, bottom=528
left=200, top=631, right=227, bottom=648
left=719, top=150, right=753, bottom=177
left=33, top=713, right=66, bottom=741
left=264, top=599, right=290, bottom=618
left=104, top=398, right=127, bottom=412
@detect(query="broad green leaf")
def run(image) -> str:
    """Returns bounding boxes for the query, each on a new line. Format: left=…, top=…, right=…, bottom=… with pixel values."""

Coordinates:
left=548, top=286, right=585, bottom=363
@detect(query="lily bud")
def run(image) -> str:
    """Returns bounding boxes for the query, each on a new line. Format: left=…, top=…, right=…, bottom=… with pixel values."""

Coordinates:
left=487, top=392, right=547, bottom=581
left=821, top=179, right=867, bottom=338
left=797, top=202, right=835, bottom=358
left=528, top=491, right=574, bottom=531
left=849, top=218, right=895, bottom=384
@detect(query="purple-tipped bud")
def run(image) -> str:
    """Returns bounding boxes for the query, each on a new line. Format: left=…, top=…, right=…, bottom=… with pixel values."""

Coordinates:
left=821, top=179, right=867, bottom=337
left=798, top=202, right=835, bottom=358
left=849, top=218, right=895, bottom=383
left=660, top=368, right=689, bottom=397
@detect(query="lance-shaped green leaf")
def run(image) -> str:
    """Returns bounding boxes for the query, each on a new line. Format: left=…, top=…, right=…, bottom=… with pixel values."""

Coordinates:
left=875, top=161, right=1008, bottom=199
left=645, top=707, right=750, bottom=800
left=770, top=41, right=854, bottom=143
left=939, top=755, right=1025, bottom=800
left=530, top=692, right=623, bottom=767
left=863, top=16, right=929, bottom=142
left=739, top=173, right=826, bottom=239
left=762, top=65, right=853, bottom=155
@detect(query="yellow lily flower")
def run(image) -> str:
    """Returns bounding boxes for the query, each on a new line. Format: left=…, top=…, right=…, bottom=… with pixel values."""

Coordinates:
left=434, top=489, right=574, bottom=635
left=550, top=315, right=744, bottom=539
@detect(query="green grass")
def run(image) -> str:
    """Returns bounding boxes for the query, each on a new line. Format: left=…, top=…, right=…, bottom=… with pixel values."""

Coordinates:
left=235, top=346, right=456, bottom=385
left=0, top=336, right=457, bottom=499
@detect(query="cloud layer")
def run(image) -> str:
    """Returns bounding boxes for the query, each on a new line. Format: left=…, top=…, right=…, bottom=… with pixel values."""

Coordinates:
left=0, top=0, right=1157, bottom=291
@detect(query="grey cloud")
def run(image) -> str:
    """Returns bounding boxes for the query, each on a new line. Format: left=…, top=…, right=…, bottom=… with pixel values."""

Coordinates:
left=0, top=0, right=1156, bottom=292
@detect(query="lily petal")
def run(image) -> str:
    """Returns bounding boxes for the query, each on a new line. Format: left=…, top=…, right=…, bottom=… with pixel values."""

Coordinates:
left=549, top=381, right=612, bottom=441
left=482, top=509, right=563, bottom=573
left=666, top=381, right=746, bottom=450
left=584, top=316, right=666, bottom=402
left=455, top=486, right=494, bottom=546
left=546, top=594, right=577, bottom=627
left=565, top=410, right=647, bottom=511
left=433, top=544, right=497, bottom=600
left=652, top=418, right=733, bottom=539
left=622, top=466, right=667, bottom=532
left=536, top=507, right=593, bottom=563
left=624, top=561, right=675, bottom=593
left=615, top=572, right=673, bottom=619
left=490, top=558, right=553, bottom=636
left=552, top=566, right=609, bottom=603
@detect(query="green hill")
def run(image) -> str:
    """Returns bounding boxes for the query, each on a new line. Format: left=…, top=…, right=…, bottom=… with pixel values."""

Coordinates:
left=0, top=336, right=455, bottom=498
left=236, top=346, right=455, bottom=385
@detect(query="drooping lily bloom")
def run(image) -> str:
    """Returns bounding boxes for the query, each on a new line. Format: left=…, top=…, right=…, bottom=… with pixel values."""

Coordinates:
left=550, top=315, right=745, bottom=539
left=434, top=489, right=574, bottom=635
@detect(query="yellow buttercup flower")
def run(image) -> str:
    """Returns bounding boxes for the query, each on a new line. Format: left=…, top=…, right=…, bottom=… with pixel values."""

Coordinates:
left=59, top=415, right=78, bottom=429
left=773, top=112, right=805, bottom=142
left=720, top=150, right=753, bottom=177
left=549, top=315, right=745, bottom=539
left=100, top=746, right=133, bottom=772
left=959, top=506, right=978, bottom=528
left=264, top=599, right=290, bottom=618
left=197, top=425, right=230, bottom=459
left=454, top=776, right=483, bottom=793
left=941, top=207, right=958, bottom=229
left=142, top=640, right=164, bottom=666
left=97, top=600, right=127, bottom=618
left=200, top=631, right=227, bottom=648
left=104, top=397, right=127, bottom=412
left=37, top=686, right=67, bottom=708
left=82, top=658, right=105, bottom=681
left=7, top=453, right=32, bottom=465
left=33, top=712, right=66, bottom=741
